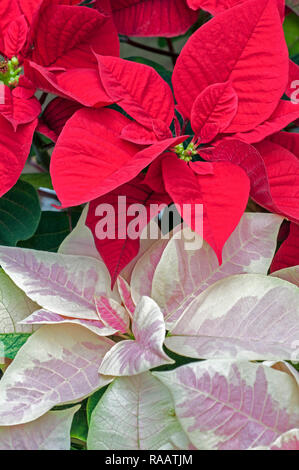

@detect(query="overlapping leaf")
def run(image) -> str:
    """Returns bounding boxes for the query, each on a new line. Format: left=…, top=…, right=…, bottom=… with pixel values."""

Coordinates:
left=235, top=100, right=299, bottom=144
left=19, top=211, right=80, bottom=253
left=0, top=245, right=113, bottom=319
left=271, top=266, right=299, bottom=287
left=49, top=108, right=142, bottom=207
left=0, top=406, right=80, bottom=450
left=95, top=296, right=130, bottom=333
left=0, top=324, right=113, bottom=425
left=253, top=429, right=299, bottom=450
left=0, top=180, right=41, bottom=246
left=162, top=155, right=250, bottom=263
left=150, top=214, right=282, bottom=326
left=130, top=236, right=170, bottom=305
left=165, top=274, right=299, bottom=360
left=269, top=131, right=299, bottom=157
left=99, top=297, right=173, bottom=376
left=85, top=174, right=171, bottom=285
left=87, top=373, right=190, bottom=450
left=255, top=140, right=299, bottom=222
left=24, top=62, right=113, bottom=107
left=20, top=308, right=118, bottom=337
left=110, top=0, right=198, bottom=37
left=0, top=118, right=37, bottom=198
left=202, top=139, right=299, bottom=224
left=191, top=81, right=238, bottom=143
left=117, top=277, right=136, bottom=316
left=173, top=0, right=288, bottom=132
left=188, top=0, right=285, bottom=18
left=286, top=0, right=299, bottom=15
left=0, top=269, right=38, bottom=333
left=96, top=54, right=174, bottom=130
left=270, top=222, right=299, bottom=272
left=58, top=205, right=102, bottom=260
left=154, top=361, right=299, bottom=450
left=4, top=14, right=28, bottom=57
left=0, top=333, right=31, bottom=362
left=30, top=2, right=119, bottom=68
left=38, top=97, right=82, bottom=143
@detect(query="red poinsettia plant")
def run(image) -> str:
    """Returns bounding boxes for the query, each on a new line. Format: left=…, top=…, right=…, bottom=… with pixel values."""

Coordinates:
left=0, top=0, right=298, bottom=452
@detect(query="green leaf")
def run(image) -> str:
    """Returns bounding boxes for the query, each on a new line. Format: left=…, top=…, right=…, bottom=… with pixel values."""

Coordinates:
left=157, top=11, right=212, bottom=47
left=0, top=333, right=31, bottom=360
left=126, top=56, right=173, bottom=90
left=71, top=400, right=89, bottom=443
left=292, top=53, right=299, bottom=66
left=107, top=103, right=133, bottom=121
left=157, top=38, right=167, bottom=48
left=19, top=210, right=82, bottom=253
left=0, top=180, right=41, bottom=246
left=32, top=134, right=52, bottom=171
left=86, top=386, right=109, bottom=426
left=283, top=12, right=299, bottom=57
left=20, top=173, right=53, bottom=190
left=151, top=346, right=200, bottom=372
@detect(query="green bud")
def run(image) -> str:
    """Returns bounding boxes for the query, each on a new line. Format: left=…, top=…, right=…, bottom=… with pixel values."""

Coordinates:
left=173, top=141, right=198, bottom=162
left=0, top=56, right=22, bottom=87
left=10, top=56, right=19, bottom=66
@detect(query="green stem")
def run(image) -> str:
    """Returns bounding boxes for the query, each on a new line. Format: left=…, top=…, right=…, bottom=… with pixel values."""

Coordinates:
left=120, top=35, right=179, bottom=60
left=166, top=38, right=176, bottom=66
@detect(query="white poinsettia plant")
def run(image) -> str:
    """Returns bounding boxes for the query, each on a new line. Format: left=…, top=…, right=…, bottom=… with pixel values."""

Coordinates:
left=0, top=208, right=298, bottom=451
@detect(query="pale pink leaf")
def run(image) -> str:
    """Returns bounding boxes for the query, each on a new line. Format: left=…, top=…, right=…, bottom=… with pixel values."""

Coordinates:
left=87, top=373, right=190, bottom=450
left=0, top=269, right=38, bottom=334
left=271, top=266, right=299, bottom=287
left=58, top=204, right=102, bottom=261
left=0, top=246, right=113, bottom=319
left=20, top=309, right=118, bottom=337
left=0, top=406, right=79, bottom=450
left=99, top=297, right=174, bottom=376
left=151, top=213, right=282, bottom=327
left=117, top=276, right=136, bottom=317
left=95, top=296, right=129, bottom=333
left=58, top=206, right=121, bottom=302
left=263, top=361, right=299, bottom=388
left=166, top=274, right=299, bottom=360
left=130, top=220, right=181, bottom=305
left=153, top=360, right=299, bottom=450
left=0, top=324, right=114, bottom=425
left=120, top=217, right=162, bottom=283
left=252, top=429, right=299, bottom=450
left=130, top=237, right=169, bottom=305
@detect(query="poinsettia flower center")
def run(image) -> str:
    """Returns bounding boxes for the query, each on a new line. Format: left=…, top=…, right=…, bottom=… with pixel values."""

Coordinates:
left=173, top=141, right=198, bottom=162
left=0, top=55, right=22, bottom=87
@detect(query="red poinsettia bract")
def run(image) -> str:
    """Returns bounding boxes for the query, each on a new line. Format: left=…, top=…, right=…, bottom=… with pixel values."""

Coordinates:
left=0, top=0, right=120, bottom=197
left=50, top=0, right=299, bottom=275
left=99, top=0, right=285, bottom=37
